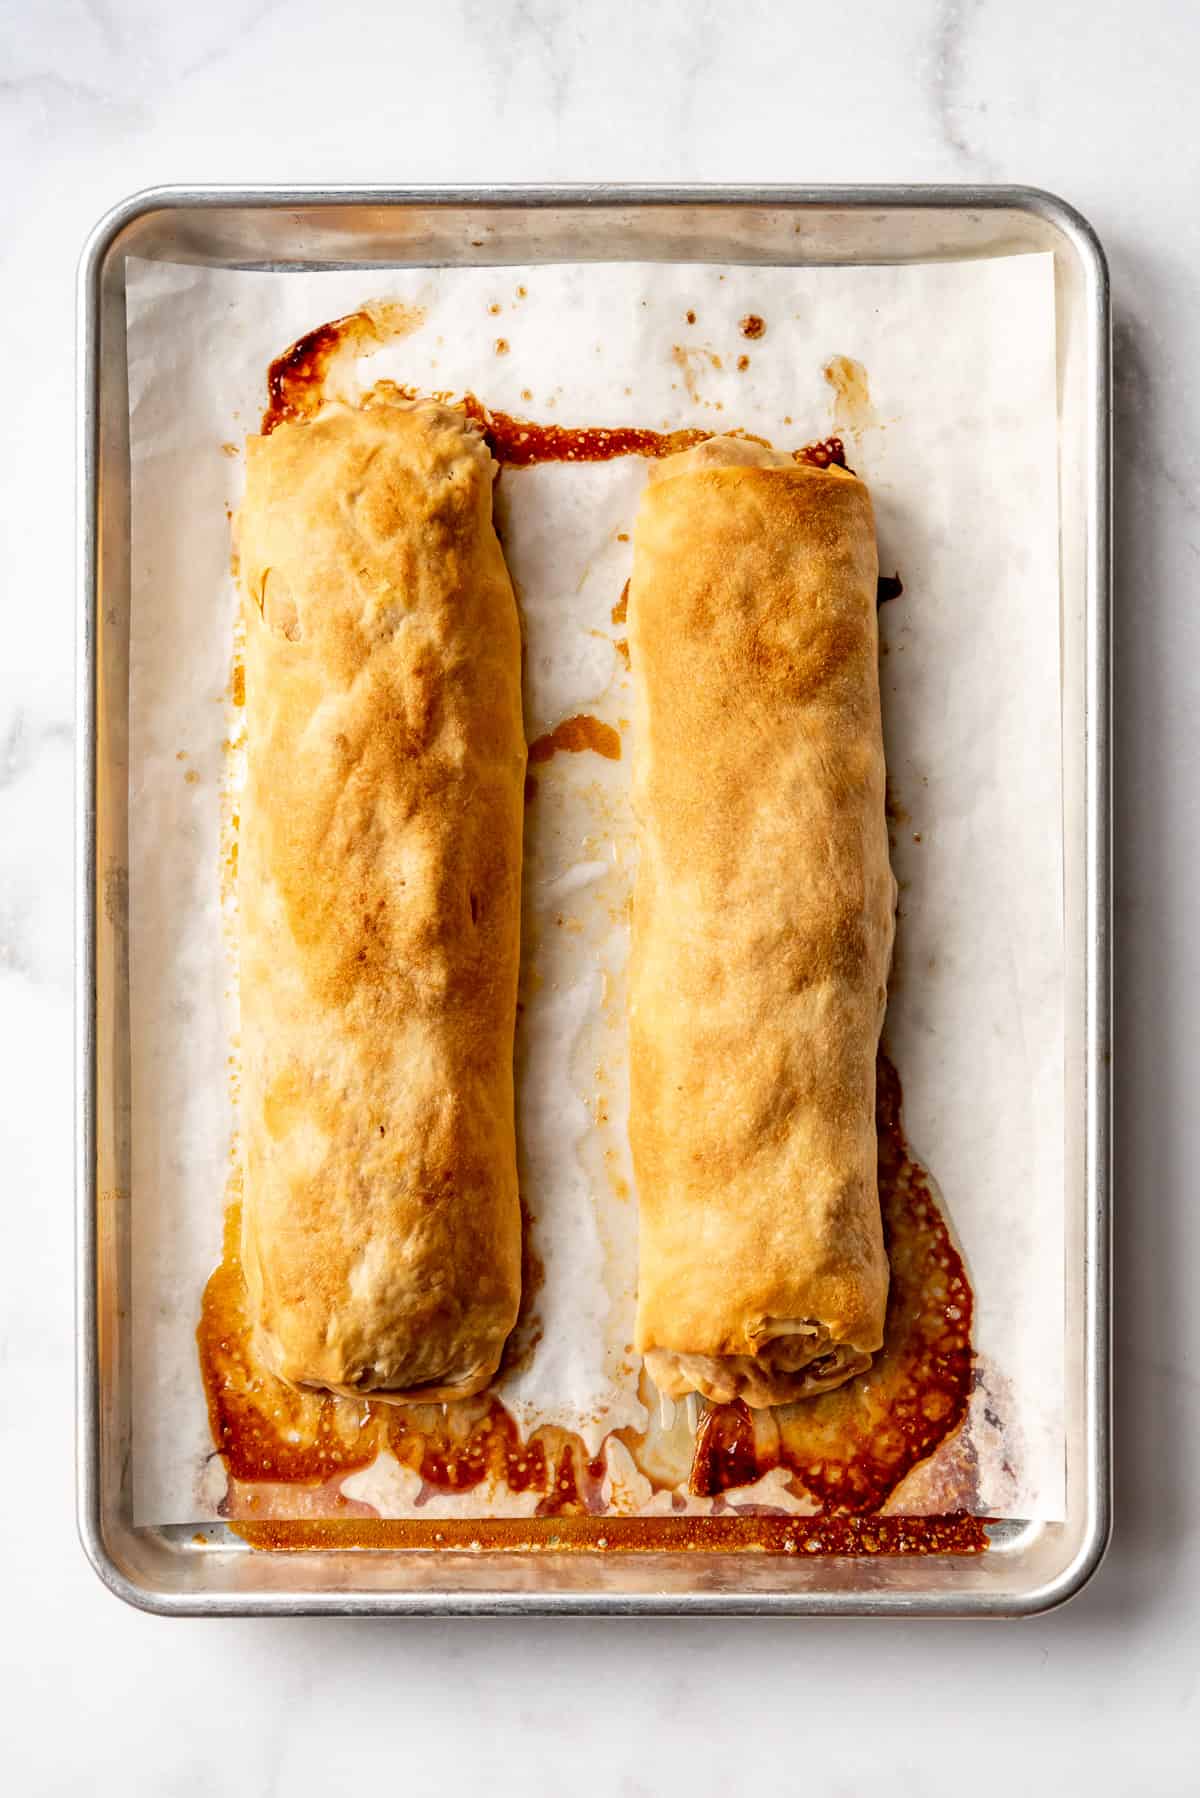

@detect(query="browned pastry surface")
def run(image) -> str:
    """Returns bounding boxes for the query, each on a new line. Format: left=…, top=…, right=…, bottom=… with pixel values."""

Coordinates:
left=235, top=398, right=525, bottom=1402
left=628, top=437, right=895, bottom=1406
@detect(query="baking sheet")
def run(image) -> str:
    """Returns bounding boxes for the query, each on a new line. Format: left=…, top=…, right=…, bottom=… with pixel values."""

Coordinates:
left=125, top=251, right=1064, bottom=1526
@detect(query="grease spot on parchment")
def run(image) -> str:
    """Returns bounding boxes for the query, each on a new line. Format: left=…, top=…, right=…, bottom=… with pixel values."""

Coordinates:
left=671, top=344, right=723, bottom=406
left=824, top=354, right=877, bottom=436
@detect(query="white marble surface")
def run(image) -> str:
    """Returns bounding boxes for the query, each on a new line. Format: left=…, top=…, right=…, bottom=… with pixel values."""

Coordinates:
left=1, top=0, right=1195, bottom=1789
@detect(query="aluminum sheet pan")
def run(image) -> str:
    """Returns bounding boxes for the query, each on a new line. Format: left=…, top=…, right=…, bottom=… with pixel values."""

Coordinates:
left=76, top=184, right=1111, bottom=1616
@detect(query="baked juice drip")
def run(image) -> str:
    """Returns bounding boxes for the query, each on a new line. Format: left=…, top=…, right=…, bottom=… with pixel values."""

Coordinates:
left=233, top=1512, right=988, bottom=1556
left=198, top=1056, right=979, bottom=1548
left=262, top=318, right=353, bottom=432
left=461, top=397, right=849, bottom=474
left=258, top=307, right=848, bottom=472
left=260, top=305, right=426, bottom=433
left=200, top=1192, right=585, bottom=1501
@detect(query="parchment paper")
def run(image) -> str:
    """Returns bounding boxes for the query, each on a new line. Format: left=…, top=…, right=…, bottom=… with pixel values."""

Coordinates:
left=125, top=251, right=1064, bottom=1525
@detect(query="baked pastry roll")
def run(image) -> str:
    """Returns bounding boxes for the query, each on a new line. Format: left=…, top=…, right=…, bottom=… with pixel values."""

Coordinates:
left=235, top=399, right=525, bottom=1402
left=628, top=438, right=895, bottom=1408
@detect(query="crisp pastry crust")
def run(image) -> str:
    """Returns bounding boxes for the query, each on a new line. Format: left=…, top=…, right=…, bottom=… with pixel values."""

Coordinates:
left=235, top=399, right=525, bottom=1402
left=629, top=438, right=895, bottom=1408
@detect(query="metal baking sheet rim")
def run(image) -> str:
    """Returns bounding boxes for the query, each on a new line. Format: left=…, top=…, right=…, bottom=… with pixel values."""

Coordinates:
left=75, top=184, right=1111, bottom=1618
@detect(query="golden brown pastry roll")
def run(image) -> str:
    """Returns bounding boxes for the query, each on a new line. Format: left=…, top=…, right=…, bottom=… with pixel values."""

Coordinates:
left=628, top=438, right=895, bottom=1408
left=235, top=399, right=525, bottom=1402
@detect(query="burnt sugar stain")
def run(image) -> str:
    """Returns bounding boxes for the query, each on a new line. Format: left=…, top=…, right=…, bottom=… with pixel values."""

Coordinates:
left=231, top=1512, right=989, bottom=1555
left=460, top=397, right=710, bottom=467
left=794, top=437, right=849, bottom=472
left=262, top=318, right=348, bottom=432
left=690, top=1400, right=760, bottom=1498
left=261, top=313, right=859, bottom=482
left=261, top=304, right=425, bottom=434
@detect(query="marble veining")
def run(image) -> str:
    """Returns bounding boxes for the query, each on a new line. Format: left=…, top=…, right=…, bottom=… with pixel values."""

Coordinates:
left=928, top=0, right=996, bottom=174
